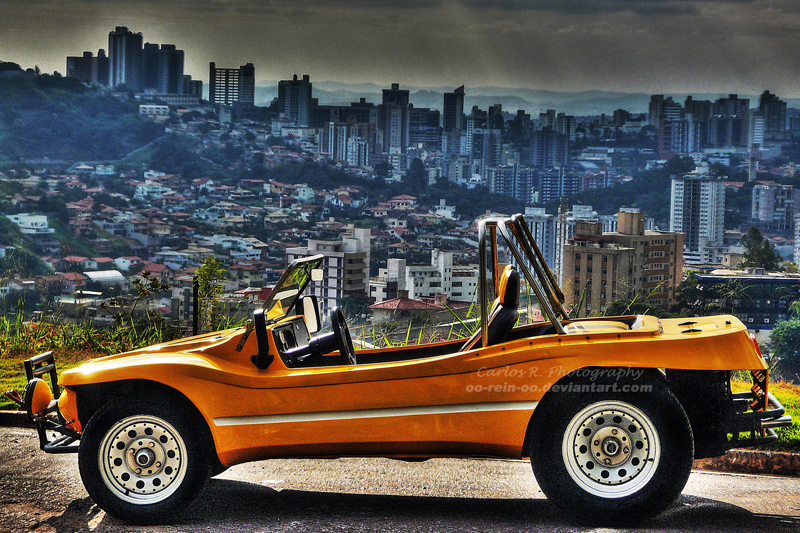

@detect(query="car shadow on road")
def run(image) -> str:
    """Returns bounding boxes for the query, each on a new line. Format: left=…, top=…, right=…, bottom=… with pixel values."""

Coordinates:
left=40, top=480, right=800, bottom=532
left=185, top=478, right=800, bottom=532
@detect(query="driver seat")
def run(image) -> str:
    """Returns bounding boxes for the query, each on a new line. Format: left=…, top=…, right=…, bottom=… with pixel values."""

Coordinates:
left=461, top=265, right=520, bottom=351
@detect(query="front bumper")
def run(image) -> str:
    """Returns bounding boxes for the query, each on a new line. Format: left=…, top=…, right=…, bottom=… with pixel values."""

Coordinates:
left=23, top=352, right=80, bottom=454
left=726, top=389, right=792, bottom=449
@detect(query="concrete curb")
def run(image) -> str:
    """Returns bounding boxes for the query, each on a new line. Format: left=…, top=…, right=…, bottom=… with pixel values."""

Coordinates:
left=1, top=410, right=797, bottom=477
left=694, top=450, right=800, bottom=477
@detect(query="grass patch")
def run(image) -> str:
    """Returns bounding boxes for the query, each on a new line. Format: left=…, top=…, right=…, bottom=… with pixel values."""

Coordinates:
left=49, top=218, right=98, bottom=257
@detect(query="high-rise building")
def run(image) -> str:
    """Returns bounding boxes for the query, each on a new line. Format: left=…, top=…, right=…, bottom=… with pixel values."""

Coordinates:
left=382, top=83, right=410, bottom=106
left=471, top=128, right=501, bottom=177
left=670, top=168, right=725, bottom=264
left=648, top=95, right=665, bottom=127
left=66, top=52, right=94, bottom=83
left=311, top=98, right=378, bottom=128
left=184, top=76, right=203, bottom=98
left=442, top=86, right=465, bottom=132
left=487, top=165, right=537, bottom=205
left=749, top=111, right=765, bottom=147
left=277, top=74, right=313, bottom=126
left=379, top=83, right=410, bottom=158
left=539, top=168, right=580, bottom=204
left=759, top=90, right=788, bottom=141
left=752, top=182, right=799, bottom=232
left=531, top=129, right=569, bottom=168
left=238, top=63, right=255, bottom=107
left=540, top=109, right=557, bottom=129
left=108, top=27, right=143, bottom=90
left=142, top=43, right=184, bottom=94
left=562, top=210, right=684, bottom=316
left=709, top=94, right=750, bottom=148
left=524, top=207, right=558, bottom=269
left=409, top=107, right=440, bottom=151
left=209, top=62, right=255, bottom=107
left=92, top=49, right=109, bottom=86
left=659, top=117, right=701, bottom=158
left=683, top=96, right=712, bottom=146
left=655, top=97, right=685, bottom=157
left=555, top=113, right=577, bottom=142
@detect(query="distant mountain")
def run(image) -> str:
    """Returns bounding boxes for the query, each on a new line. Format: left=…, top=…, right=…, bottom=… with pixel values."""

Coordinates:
left=255, top=80, right=657, bottom=116
left=255, top=80, right=799, bottom=117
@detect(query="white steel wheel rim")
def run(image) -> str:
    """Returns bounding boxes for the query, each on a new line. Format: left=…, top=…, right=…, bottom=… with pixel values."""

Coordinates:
left=562, top=400, right=660, bottom=498
left=98, top=415, right=188, bottom=505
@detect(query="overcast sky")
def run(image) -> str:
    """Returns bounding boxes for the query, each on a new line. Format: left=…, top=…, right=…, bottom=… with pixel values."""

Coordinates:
left=3, top=0, right=800, bottom=96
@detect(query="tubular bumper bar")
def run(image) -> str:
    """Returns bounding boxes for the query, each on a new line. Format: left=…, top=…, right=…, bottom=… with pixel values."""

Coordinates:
left=726, top=391, right=792, bottom=449
left=23, top=352, right=81, bottom=454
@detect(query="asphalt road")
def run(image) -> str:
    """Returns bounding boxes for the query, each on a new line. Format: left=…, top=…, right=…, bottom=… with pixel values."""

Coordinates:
left=2, top=427, right=799, bottom=533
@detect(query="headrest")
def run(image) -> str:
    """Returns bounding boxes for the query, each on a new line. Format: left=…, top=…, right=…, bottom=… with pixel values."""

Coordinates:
left=498, top=265, right=520, bottom=308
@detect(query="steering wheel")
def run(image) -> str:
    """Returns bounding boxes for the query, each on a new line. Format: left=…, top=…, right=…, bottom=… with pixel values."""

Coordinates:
left=330, top=307, right=357, bottom=365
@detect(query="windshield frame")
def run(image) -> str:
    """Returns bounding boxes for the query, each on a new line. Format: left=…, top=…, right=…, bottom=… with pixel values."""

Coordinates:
left=478, top=214, right=568, bottom=346
left=260, top=254, right=325, bottom=323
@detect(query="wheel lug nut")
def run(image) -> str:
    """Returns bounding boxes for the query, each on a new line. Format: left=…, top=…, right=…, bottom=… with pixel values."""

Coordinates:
left=611, top=429, right=618, bottom=435
left=156, top=462, right=162, bottom=468
left=136, top=468, right=142, bottom=474
left=594, top=440, right=600, bottom=446
left=624, top=447, right=629, bottom=453
left=149, top=442, right=155, bottom=448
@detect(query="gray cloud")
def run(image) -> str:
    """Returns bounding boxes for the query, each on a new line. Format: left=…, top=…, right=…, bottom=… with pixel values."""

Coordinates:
left=2, top=0, right=800, bottom=97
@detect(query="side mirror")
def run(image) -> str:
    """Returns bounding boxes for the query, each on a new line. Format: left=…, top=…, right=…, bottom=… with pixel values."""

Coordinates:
left=300, top=295, right=321, bottom=334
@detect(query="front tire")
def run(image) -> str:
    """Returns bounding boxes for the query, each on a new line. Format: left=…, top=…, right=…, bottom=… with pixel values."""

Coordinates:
left=529, top=376, right=693, bottom=524
left=78, top=397, right=212, bottom=524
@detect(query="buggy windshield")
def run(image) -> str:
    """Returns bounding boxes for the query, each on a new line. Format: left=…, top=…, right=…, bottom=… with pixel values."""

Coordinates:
left=261, top=254, right=325, bottom=322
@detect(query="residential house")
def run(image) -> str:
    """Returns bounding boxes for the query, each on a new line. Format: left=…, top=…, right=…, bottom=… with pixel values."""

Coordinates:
left=57, top=272, right=87, bottom=294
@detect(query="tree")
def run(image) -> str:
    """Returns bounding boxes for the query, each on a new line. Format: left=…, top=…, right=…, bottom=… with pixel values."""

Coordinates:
left=402, top=158, right=428, bottom=194
left=740, top=227, right=782, bottom=271
left=664, top=155, right=695, bottom=176
left=195, top=256, right=228, bottom=332
left=374, top=161, right=392, bottom=182
left=339, top=292, right=373, bottom=324
left=769, top=316, right=800, bottom=381
left=706, top=278, right=749, bottom=315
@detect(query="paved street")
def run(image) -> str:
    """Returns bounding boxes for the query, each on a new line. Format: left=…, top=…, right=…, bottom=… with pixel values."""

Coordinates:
left=1, top=426, right=799, bottom=532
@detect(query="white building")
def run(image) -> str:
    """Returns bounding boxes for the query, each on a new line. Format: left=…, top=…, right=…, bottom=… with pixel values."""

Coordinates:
left=369, top=250, right=479, bottom=304
left=524, top=207, right=558, bottom=269
left=134, top=179, right=173, bottom=201
left=5, top=214, right=54, bottom=235
left=670, top=168, right=726, bottom=265
left=434, top=199, right=457, bottom=221
left=139, top=104, right=170, bottom=117
left=287, top=226, right=371, bottom=315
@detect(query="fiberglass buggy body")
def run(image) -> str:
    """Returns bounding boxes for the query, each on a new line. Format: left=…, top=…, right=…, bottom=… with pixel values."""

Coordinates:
left=19, top=214, right=791, bottom=525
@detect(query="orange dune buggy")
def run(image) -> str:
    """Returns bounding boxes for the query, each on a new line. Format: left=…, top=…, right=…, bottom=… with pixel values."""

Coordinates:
left=18, top=214, right=791, bottom=525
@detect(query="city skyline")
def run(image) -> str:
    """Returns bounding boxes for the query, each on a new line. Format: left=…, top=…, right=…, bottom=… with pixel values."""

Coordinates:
left=3, top=1, right=800, bottom=97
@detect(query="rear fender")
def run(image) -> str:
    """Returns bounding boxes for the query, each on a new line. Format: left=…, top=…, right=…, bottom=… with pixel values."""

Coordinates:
left=521, top=367, right=666, bottom=456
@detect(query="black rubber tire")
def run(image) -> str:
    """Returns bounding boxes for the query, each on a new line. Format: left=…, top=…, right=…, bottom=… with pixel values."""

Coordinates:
left=78, top=396, right=213, bottom=525
left=529, top=375, right=693, bottom=525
